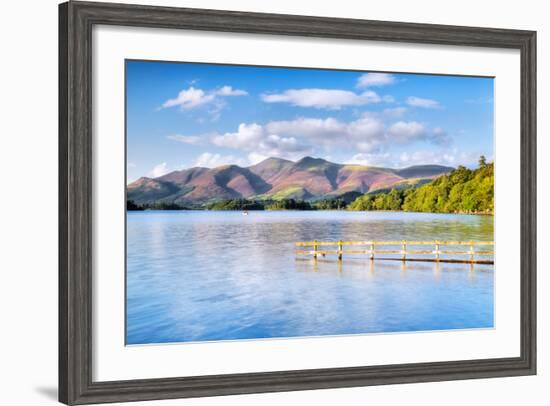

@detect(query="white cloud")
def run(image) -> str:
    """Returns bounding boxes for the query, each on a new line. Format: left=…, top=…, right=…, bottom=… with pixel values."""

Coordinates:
left=387, top=121, right=451, bottom=145
left=388, top=121, right=427, bottom=143
left=265, top=116, right=386, bottom=153
left=357, top=73, right=396, bottom=88
left=212, top=122, right=312, bottom=161
left=192, top=152, right=246, bottom=168
left=266, top=117, right=345, bottom=139
left=148, top=162, right=171, bottom=178
left=215, top=85, right=248, bottom=96
left=406, top=96, right=441, bottom=109
left=159, top=85, right=248, bottom=115
left=261, top=88, right=381, bottom=109
left=161, top=87, right=215, bottom=110
left=347, top=117, right=386, bottom=145
left=204, top=115, right=448, bottom=163
left=263, top=134, right=307, bottom=153
left=212, top=123, right=264, bottom=149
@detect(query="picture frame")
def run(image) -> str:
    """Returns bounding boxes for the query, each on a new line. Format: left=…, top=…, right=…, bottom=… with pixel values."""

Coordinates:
left=59, top=1, right=537, bottom=404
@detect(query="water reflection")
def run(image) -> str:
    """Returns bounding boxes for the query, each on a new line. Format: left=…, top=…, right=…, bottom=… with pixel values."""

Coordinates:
left=127, top=211, right=494, bottom=345
left=295, top=257, right=491, bottom=280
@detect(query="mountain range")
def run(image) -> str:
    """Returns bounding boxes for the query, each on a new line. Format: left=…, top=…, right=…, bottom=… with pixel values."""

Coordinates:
left=127, top=157, right=453, bottom=205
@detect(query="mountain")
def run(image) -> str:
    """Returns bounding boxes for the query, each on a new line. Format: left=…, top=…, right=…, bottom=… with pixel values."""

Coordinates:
left=248, top=157, right=294, bottom=182
left=260, top=157, right=340, bottom=199
left=127, top=157, right=453, bottom=205
left=126, top=177, right=181, bottom=204
left=156, top=167, right=209, bottom=185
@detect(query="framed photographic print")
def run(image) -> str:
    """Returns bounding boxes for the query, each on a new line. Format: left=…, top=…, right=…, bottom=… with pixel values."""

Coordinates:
left=59, top=1, right=536, bottom=404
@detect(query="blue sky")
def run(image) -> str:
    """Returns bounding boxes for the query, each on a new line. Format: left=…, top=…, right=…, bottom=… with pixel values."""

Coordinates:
left=126, top=60, right=494, bottom=182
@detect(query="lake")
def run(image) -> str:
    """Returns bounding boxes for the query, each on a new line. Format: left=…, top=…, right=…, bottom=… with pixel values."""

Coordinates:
left=126, top=210, right=494, bottom=345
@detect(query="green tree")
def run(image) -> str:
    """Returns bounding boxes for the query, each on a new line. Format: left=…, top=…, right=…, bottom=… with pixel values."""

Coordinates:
left=479, top=155, right=487, bottom=168
left=126, top=200, right=143, bottom=211
left=207, top=199, right=264, bottom=210
left=348, top=160, right=493, bottom=214
left=265, top=199, right=313, bottom=210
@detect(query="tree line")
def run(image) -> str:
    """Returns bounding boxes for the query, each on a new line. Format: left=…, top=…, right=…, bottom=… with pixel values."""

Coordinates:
left=127, top=198, right=351, bottom=211
left=348, top=157, right=493, bottom=214
left=127, top=200, right=188, bottom=211
left=207, top=198, right=350, bottom=211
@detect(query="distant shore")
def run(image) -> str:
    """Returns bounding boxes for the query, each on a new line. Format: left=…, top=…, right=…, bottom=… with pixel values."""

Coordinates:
left=127, top=207, right=494, bottom=216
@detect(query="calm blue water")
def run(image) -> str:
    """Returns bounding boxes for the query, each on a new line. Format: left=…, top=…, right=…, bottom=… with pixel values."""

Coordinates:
left=126, top=211, right=494, bottom=345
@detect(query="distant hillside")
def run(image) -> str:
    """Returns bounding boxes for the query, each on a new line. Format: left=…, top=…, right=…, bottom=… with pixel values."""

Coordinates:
left=127, top=157, right=453, bottom=205
left=348, top=159, right=493, bottom=214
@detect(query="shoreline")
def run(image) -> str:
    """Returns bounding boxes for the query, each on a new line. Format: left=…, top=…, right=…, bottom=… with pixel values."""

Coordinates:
left=127, top=208, right=494, bottom=216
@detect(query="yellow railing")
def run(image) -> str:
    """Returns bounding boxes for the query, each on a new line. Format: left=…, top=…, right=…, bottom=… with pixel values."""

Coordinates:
left=295, top=240, right=494, bottom=264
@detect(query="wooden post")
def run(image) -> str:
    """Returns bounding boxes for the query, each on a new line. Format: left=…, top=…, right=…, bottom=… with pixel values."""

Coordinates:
left=402, top=240, right=406, bottom=261
left=469, top=241, right=474, bottom=263
left=370, top=242, right=374, bottom=260
left=435, top=241, right=440, bottom=261
left=338, top=240, right=343, bottom=260
left=313, top=240, right=318, bottom=259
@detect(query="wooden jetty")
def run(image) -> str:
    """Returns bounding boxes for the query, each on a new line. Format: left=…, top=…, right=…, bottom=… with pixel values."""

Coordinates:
left=295, top=240, right=494, bottom=265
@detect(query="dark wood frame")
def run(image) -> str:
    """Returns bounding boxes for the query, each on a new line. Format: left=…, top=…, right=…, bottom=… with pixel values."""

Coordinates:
left=59, top=1, right=537, bottom=404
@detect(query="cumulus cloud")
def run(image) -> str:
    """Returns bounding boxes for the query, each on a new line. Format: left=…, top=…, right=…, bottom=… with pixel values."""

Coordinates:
left=159, top=85, right=248, bottom=114
left=387, top=121, right=451, bottom=145
left=266, top=117, right=345, bottom=137
left=388, top=121, right=427, bottom=143
left=406, top=96, right=441, bottom=109
left=261, top=88, right=381, bottom=109
left=214, top=85, right=248, bottom=96
left=160, top=87, right=215, bottom=110
left=357, top=73, right=396, bottom=88
left=264, top=116, right=386, bottom=153
left=203, top=115, right=449, bottom=163
left=148, top=162, right=171, bottom=178
left=211, top=123, right=312, bottom=161
left=212, top=123, right=263, bottom=149
left=192, top=152, right=246, bottom=168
